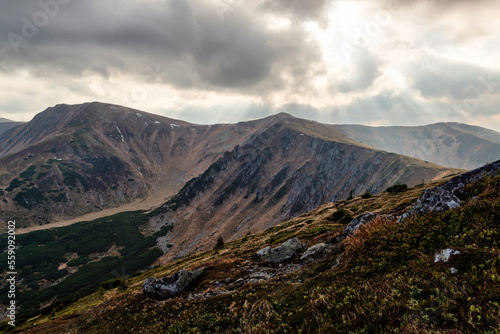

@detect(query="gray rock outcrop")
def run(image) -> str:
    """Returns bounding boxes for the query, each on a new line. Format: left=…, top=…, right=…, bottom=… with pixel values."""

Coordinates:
left=300, top=243, right=330, bottom=263
left=257, top=238, right=306, bottom=263
left=343, top=213, right=379, bottom=236
left=407, top=187, right=461, bottom=216
left=401, top=159, right=500, bottom=221
left=440, top=160, right=500, bottom=198
left=143, top=267, right=205, bottom=299
left=434, top=249, right=460, bottom=263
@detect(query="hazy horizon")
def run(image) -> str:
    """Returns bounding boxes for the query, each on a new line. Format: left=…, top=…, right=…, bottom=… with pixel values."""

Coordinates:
left=3, top=101, right=500, bottom=134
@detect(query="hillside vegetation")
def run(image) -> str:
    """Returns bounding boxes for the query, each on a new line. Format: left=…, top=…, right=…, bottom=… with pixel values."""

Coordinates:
left=6, top=171, right=500, bottom=333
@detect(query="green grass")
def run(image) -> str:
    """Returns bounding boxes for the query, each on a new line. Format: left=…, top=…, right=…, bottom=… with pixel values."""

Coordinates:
left=70, top=175, right=500, bottom=333
left=7, top=175, right=500, bottom=333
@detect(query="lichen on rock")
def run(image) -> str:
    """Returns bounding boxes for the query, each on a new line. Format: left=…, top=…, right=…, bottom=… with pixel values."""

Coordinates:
left=300, top=243, right=330, bottom=263
left=143, top=267, right=205, bottom=299
left=257, top=238, right=306, bottom=263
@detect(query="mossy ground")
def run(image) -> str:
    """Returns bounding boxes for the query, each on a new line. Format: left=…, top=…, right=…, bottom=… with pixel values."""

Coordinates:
left=5, top=176, right=500, bottom=333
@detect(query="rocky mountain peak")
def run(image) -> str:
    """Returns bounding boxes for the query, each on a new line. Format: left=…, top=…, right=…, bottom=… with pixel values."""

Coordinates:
left=273, top=112, right=297, bottom=122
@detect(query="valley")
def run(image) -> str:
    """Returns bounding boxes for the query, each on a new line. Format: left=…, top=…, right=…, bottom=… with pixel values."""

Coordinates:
left=3, top=159, right=500, bottom=333
left=1, top=102, right=499, bottom=333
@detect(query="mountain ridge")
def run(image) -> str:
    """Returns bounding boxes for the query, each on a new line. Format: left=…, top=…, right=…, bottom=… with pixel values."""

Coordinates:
left=0, top=102, right=458, bottom=239
left=332, top=122, right=500, bottom=169
left=0, top=117, right=24, bottom=137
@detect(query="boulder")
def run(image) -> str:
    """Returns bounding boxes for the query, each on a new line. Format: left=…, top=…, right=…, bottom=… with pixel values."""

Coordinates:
left=256, top=246, right=271, bottom=258
left=331, top=255, right=343, bottom=269
left=434, top=249, right=460, bottom=263
left=257, top=238, right=306, bottom=263
left=249, top=271, right=274, bottom=281
left=300, top=243, right=329, bottom=263
left=407, top=187, right=461, bottom=216
left=143, top=267, right=205, bottom=299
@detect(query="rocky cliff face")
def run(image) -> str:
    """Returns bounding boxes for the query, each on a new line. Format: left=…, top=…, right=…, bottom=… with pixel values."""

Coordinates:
left=146, top=121, right=457, bottom=261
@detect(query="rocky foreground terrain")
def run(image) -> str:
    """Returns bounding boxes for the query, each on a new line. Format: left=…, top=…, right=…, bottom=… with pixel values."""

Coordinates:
left=7, top=159, right=500, bottom=333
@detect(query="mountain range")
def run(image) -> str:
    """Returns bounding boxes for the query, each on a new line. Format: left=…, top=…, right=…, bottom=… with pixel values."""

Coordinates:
left=2, top=102, right=500, bottom=258
left=0, top=118, right=23, bottom=137
left=332, top=123, right=500, bottom=169
left=0, top=102, right=464, bottom=258
left=2, top=102, right=500, bottom=333
left=2, top=102, right=499, bottom=259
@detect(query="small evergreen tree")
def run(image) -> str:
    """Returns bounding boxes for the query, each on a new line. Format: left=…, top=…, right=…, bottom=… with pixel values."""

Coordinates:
left=361, top=192, right=372, bottom=199
left=214, top=236, right=224, bottom=250
left=347, top=190, right=354, bottom=201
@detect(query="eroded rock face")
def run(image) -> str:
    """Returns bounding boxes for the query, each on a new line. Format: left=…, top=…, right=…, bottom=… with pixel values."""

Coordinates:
left=257, top=238, right=306, bottom=263
left=143, top=267, right=205, bottom=299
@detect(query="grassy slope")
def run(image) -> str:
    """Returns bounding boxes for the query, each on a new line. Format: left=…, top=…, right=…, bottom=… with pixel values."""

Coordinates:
left=5, top=175, right=500, bottom=333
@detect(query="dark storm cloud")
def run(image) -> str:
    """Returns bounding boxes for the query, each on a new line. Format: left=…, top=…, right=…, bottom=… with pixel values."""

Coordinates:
left=0, top=0, right=322, bottom=94
left=260, top=0, right=329, bottom=23
left=407, top=55, right=500, bottom=101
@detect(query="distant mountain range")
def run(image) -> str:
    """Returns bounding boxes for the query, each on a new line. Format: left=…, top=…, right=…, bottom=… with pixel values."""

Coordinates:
left=332, top=123, right=500, bottom=169
left=0, top=117, right=24, bottom=136
left=0, top=102, right=461, bottom=259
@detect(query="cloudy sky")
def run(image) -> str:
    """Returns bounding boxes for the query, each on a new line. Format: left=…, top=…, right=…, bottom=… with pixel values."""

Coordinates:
left=1, top=0, right=500, bottom=130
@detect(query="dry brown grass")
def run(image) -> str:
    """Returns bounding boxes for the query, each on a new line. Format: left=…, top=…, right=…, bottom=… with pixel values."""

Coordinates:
left=345, top=215, right=396, bottom=254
